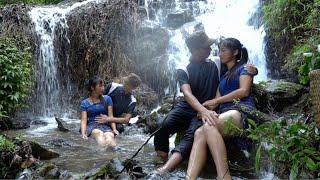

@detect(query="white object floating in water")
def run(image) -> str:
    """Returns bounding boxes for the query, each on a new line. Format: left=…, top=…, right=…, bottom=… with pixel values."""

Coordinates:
left=129, top=116, right=139, bottom=124
left=317, top=44, right=320, bottom=52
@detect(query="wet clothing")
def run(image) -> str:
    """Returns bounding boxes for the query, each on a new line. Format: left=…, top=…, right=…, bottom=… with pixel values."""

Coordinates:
left=218, top=65, right=257, bottom=151
left=154, top=58, right=220, bottom=159
left=154, top=106, right=202, bottom=159
left=176, top=59, right=220, bottom=110
left=104, top=82, right=136, bottom=133
left=219, top=65, right=255, bottom=111
left=80, top=95, right=113, bottom=136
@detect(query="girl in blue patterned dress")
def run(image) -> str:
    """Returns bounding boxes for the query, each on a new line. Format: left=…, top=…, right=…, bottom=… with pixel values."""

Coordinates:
left=80, top=76, right=117, bottom=147
left=187, top=38, right=257, bottom=180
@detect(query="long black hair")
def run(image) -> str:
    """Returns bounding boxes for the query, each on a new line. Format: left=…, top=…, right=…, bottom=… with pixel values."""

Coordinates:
left=219, top=38, right=249, bottom=81
left=85, top=76, right=104, bottom=94
left=84, top=76, right=108, bottom=109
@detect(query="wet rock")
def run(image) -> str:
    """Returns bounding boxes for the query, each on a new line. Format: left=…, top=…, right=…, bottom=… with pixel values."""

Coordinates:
left=35, top=163, right=60, bottom=179
left=137, top=111, right=160, bottom=133
left=10, top=117, right=31, bottom=130
left=59, top=170, right=73, bottom=180
left=30, top=120, right=48, bottom=126
left=55, top=117, right=69, bottom=132
left=166, top=9, right=194, bottom=28
left=134, top=83, right=159, bottom=109
left=0, top=117, right=12, bottom=130
left=158, top=103, right=172, bottom=114
left=135, top=24, right=170, bottom=63
left=29, top=141, right=59, bottom=160
left=46, top=138, right=72, bottom=148
left=253, top=80, right=305, bottom=112
left=83, top=158, right=124, bottom=179
left=0, top=4, right=34, bottom=40
left=138, top=54, right=171, bottom=94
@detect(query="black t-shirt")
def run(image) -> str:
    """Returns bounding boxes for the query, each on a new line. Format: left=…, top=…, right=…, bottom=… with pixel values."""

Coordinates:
left=104, top=83, right=136, bottom=117
left=177, top=59, right=220, bottom=110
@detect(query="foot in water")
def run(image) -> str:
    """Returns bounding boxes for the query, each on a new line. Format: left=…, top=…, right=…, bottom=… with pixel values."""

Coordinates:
left=106, top=145, right=122, bottom=152
left=146, top=167, right=169, bottom=179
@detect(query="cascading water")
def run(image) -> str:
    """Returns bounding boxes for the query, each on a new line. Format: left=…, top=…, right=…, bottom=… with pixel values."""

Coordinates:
left=146, top=0, right=268, bottom=83
left=29, top=0, right=104, bottom=119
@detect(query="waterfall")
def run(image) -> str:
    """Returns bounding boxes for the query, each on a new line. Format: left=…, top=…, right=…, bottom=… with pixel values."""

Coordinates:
left=29, top=0, right=105, bottom=117
left=145, top=0, right=268, bottom=83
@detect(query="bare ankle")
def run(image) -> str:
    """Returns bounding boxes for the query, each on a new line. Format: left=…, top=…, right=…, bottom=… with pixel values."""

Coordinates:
left=156, top=151, right=168, bottom=160
left=156, top=166, right=169, bottom=175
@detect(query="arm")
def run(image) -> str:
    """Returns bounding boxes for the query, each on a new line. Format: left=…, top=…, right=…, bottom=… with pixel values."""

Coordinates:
left=181, top=84, right=219, bottom=126
left=244, top=64, right=258, bottom=76
left=204, top=75, right=253, bottom=106
left=108, top=105, right=118, bottom=135
left=80, top=111, right=88, bottom=139
left=181, top=84, right=207, bottom=113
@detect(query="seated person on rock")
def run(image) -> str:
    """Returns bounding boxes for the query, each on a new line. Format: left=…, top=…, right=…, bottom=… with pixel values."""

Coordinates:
left=186, top=38, right=258, bottom=180
left=95, top=73, right=142, bottom=134
left=152, top=31, right=258, bottom=176
left=80, top=76, right=117, bottom=147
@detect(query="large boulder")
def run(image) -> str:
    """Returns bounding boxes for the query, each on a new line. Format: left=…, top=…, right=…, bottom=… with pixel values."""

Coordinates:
left=134, top=24, right=170, bottom=62
left=253, top=80, right=305, bottom=112
left=166, top=9, right=194, bottom=29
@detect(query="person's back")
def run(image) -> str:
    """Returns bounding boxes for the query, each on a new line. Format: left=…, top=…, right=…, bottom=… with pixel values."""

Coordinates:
left=104, top=82, right=136, bottom=118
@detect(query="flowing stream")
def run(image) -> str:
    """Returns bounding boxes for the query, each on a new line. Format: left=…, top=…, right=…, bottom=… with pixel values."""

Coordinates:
left=6, top=0, right=275, bottom=179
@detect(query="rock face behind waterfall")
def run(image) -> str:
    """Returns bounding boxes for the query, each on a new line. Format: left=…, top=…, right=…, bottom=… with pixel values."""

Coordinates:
left=0, top=4, right=34, bottom=40
left=63, top=0, right=138, bottom=90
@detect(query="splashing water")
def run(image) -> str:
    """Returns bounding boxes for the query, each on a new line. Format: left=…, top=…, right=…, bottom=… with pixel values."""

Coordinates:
left=29, top=0, right=105, bottom=118
left=166, top=0, right=268, bottom=82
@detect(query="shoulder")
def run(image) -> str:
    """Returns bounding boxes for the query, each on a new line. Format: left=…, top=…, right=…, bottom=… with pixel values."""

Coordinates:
left=80, top=98, right=90, bottom=111
left=80, top=98, right=89, bottom=105
left=106, top=82, right=123, bottom=95
left=238, top=64, right=253, bottom=77
left=103, top=95, right=112, bottom=101
left=129, top=94, right=137, bottom=103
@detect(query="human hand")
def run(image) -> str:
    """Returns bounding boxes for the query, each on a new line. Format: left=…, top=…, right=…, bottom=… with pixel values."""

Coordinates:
left=95, top=114, right=111, bottom=124
left=203, top=99, right=219, bottom=110
left=113, top=129, right=119, bottom=136
left=244, top=64, right=258, bottom=75
left=199, top=109, right=219, bottom=126
left=82, top=134, right=88, bottom=140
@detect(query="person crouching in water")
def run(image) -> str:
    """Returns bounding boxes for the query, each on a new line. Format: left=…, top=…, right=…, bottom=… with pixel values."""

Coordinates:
left=80, top=76, right=117, bottom=147
left=95, top=73, right=142, bottom=134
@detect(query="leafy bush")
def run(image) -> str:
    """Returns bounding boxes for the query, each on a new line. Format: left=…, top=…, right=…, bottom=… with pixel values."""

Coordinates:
left=298, top=47, right=320, bottom=85
left=0, top=135, right=15, bottom=153
left=246, top=120, right=320, bottom=179
left=0, top=0, right=63, bottom=6
left=263, top=0, right=320, bottom=79
left=0, top=37, right=32, bottom=117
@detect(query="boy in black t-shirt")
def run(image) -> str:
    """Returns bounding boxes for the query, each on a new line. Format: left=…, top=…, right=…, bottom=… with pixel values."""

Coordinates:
left=95, top=73, right=141, bottom=134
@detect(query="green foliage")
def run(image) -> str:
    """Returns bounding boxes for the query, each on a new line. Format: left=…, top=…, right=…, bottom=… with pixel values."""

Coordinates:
left=0, top=135, right=15, bottom=153
left=0, top=37, right=32, bottom=117
left=246, top=120, right=320, bottom=178
left=224, top=116, right=320, bottom=178
left=0, top=0, right=63, bottom=6
left=263, top=0, right=320, bottom=78
left=298, top=50, right=320, bottom=85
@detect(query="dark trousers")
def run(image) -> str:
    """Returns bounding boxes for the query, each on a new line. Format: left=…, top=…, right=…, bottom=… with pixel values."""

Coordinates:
left=154, top=106, right=203, bottom=159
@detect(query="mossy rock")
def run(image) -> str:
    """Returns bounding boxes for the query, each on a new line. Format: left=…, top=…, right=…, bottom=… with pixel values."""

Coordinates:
left=253, top=80, right=305, bottom=112
left=83, top=158, right=123, bottom=179
left=29, top=141, right=59, bottom=160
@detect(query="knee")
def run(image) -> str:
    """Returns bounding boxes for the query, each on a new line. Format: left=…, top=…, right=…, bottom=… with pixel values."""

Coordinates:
left=104, top=132, right=114, bottom=138
left=194, top=127, right=204, bottom=138
left=203, top=123, right=219, bottom=135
